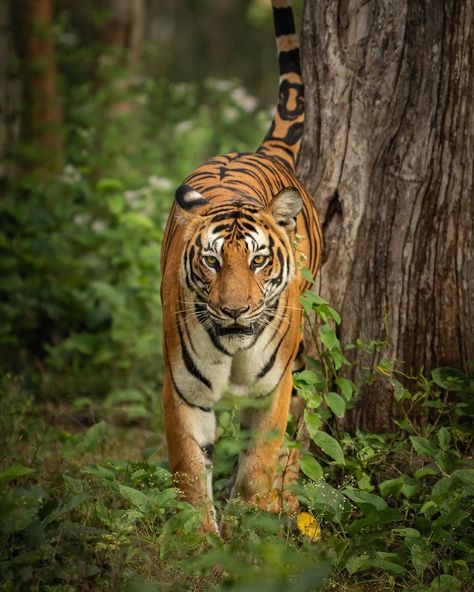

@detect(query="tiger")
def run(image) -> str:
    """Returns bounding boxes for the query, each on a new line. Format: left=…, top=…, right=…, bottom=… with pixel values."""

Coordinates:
left=160, top=0, right=321, bottom=534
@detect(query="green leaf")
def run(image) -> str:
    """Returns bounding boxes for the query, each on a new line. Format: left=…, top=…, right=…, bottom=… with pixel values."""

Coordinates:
left=369, top=558, right=406, bottom=575
left=79, top=421, right=108, bottom=453
left=432, top=367, right=471, bottom=392
left=420, top=500, right=438, bottom=518
left=300, top=267, right=314, bottom=283
left=430, top=575, right=461, bottom=591
left=335, top=377, right=354, bottom=401
left=0, top=465, right=35, bottom=486
left=96, top=178, right=124, bottom=193
left=391, top=378, right=405, bottom=402
left=410, top=541, right=432, bottom=576
left=343, top=487, right=387, bottom=511
left=437, top=427, right=451, bottom=450
left=432, top=509, right=470, bottom=528
left=410, top=436, right=439, bottom=458
left=346, top=554, right=371, bottom=575
left=346, top=554, right=406, bottom=576
left=325, top=392, right=346, bottom=418
left=117, top=484, right=151, bottom=513
left=304, top=409, right=323, bottom=439
left=414, top=466, right=439, bottom=479
left=400, top=476, right=419, bottom=499
left=394, top=527, right=420, bottom=539
left=43, top=493, right=90, bottom=526
left=81, top=464, right=116, bottom=481
left=319, top=325, right=340, bottom=350
left=452, top=469, right=474, bottom=488
left=330, top=349, right=349, bottom=370
left=300, top=480, right=350, bottom=523
left=379, top=477, right=404, bottom=497
left=346, top=508, right=403, bottom=534
left=300, top=290, right=324, bottom=314
left=432, top=477, right=453, bottom=497
left=301, top=290, right=328, bottom=308
left=299, top=456, right=323, bottom=482
left=312, top=430, right=345, bottom=465
left=316, top=304, right=341, bottom=325
left=294, top=369, right=325, bottom=388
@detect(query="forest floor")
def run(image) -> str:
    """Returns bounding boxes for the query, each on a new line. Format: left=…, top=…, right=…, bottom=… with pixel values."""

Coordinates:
left=1, top=369, right=473, bottom=592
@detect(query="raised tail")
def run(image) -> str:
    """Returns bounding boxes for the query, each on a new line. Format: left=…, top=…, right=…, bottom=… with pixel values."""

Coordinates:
left=257, top=0, right=304, bottom=172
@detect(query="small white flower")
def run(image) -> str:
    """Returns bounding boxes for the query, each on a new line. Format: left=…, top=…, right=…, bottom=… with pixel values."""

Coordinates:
left=62, top=164, right=82, bottom=184
left=92, top=220, right=107, bottom=233
left=73, top=213, right=87, bottom=226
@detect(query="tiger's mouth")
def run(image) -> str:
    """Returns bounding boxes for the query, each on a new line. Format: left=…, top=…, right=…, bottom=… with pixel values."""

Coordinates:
left=214, top=323, right=256, bottom=336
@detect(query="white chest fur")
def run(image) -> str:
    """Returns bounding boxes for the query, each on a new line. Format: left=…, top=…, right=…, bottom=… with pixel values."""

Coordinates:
left=173, top=311, right=285, bottom=408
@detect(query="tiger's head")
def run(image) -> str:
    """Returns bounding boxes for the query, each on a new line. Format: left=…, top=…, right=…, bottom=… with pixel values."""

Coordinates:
left=175, top=185, right=302, bottom=347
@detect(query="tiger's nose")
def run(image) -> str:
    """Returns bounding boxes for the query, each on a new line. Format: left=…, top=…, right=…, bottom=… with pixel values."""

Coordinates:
left=221, top=305, right=250, bottom=320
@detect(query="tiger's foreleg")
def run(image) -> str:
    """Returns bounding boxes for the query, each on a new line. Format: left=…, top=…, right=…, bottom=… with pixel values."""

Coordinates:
left=230, top=370, right=293, bottom=510
left=162, top=374, right=219, bottom=534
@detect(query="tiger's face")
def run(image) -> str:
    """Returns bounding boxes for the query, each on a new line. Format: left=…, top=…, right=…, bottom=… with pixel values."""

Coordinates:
left=176, top=186, right=302, bottom=347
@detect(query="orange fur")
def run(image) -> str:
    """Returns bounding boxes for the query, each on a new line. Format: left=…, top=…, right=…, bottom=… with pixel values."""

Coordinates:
left=160, top=1, right=321, bottom=534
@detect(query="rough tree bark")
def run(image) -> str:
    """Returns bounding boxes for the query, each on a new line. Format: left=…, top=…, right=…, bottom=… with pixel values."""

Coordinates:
left=298, top=1, right=473, bottom=430
left=16, top=0, right=64, bottom=175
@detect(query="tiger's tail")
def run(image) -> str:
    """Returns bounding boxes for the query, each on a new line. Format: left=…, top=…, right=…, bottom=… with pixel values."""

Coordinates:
left=257, top=0, right=304, bottom=172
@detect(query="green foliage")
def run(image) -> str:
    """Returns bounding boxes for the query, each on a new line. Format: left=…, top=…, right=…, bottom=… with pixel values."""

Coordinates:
left=2, top=316, right=472, bottom=591
left=292, top=291, right=474, bottom=591
left=1, top=74, right=268, bottom=400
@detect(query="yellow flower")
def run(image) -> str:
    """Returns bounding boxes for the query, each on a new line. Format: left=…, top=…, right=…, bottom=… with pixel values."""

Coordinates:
left=297, top=511, right=321, bottom=540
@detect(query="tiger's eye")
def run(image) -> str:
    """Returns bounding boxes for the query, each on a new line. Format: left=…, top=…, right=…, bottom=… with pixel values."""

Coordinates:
left=253, top=255, right=267, bottom=266
left=204, top=255, right=218, bottom=267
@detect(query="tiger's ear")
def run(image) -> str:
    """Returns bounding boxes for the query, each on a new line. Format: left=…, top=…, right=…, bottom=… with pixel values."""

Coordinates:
left=267, top=187, right=302, bottom=232
left=175, top=184, right=208, bottom=211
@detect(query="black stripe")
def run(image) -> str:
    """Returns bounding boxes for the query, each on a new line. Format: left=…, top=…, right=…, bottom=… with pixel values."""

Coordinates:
left=171, top=373, right=212, bottom=413
left=296, top=340, right=304, bottom=358
left=165, top=349, right=212, bottom=412
left=273, top=6, right=296, bottom=37
left=178, top=325, right=212, bottom=390
left=212, top=223, right=232, bottom=233
left=209, top=211, right=257, bottom=224
left=257, top=321, right=291, bottom=379
left=278, top=48, right=301, bottom=75
left=194, top=305, right=232, bottom=356
left=201, top=443, right=215, bottom=461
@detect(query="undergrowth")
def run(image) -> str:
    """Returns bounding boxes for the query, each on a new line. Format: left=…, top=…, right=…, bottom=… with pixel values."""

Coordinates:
left=1, top=305, right=472, bottom=591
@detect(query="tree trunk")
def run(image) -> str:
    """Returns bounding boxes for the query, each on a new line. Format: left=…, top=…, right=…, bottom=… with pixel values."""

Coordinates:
left=99, top=0, right=145, bottom=113
left=0, top=0, right=21, bottom=182
left=102, top=0, right=144, bottom=70
left=298, top=0, right=474, bottom=430
left=16, top=0, right=64, bottom=175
